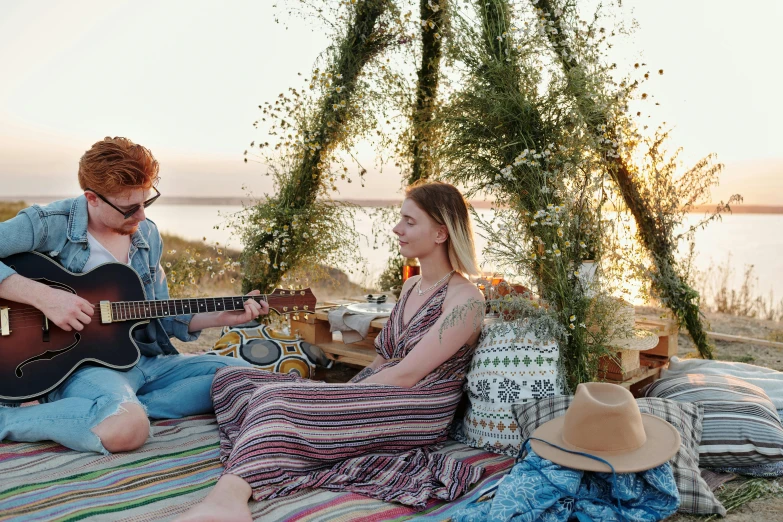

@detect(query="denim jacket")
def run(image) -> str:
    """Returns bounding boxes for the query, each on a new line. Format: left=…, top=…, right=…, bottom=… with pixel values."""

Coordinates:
left=0, top=196, right=200, bottom=356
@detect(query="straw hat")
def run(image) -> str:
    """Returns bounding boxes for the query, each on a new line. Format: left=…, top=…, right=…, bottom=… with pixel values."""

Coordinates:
left=530, top=382, right=681, bottom=473
left=606, top=298, right=659, bottom=351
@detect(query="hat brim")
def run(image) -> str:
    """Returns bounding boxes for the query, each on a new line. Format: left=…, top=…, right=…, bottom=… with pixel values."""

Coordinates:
left=530, top=413, right=681, bottom=473
left=608, top=329, right=659, bottom=351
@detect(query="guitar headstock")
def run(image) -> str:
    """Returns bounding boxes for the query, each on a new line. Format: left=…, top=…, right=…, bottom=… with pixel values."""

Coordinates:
left=266, top=287, right=317, bottom=316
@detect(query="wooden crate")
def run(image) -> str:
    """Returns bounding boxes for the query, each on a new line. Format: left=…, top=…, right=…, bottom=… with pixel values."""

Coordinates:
left=636, top=318, right=679, bottom=358
left=598, top=348, right=641, bottom=381
left=312, top=341, right=376, bottom=367
left=290, top=312, right=333, bottom=345
left=604, top=354, right=667, bottom=396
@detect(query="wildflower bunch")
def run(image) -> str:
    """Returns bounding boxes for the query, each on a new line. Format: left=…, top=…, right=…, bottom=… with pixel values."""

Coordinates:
left=230, top=190, right=365, bottom=293
left=161, top=238, right=241, bottom=298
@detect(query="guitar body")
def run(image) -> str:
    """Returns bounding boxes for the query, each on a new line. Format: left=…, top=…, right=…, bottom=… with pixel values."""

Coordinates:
left=0, top=252, right=144, bottom=401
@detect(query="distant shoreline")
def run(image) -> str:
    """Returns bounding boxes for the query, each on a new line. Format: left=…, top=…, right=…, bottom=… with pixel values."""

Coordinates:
left=1, top=196, right=781, bottom=214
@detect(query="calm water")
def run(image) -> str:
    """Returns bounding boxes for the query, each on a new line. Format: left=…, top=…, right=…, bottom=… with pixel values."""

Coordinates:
left=149, top=204, right=783, bottom=302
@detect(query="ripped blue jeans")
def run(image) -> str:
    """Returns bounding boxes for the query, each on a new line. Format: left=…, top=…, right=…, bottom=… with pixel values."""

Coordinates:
left=0, top=354, right=250, bottom=454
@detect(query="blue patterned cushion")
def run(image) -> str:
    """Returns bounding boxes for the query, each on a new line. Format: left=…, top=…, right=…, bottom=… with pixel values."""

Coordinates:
left=512, top=395, right=726, bottom=516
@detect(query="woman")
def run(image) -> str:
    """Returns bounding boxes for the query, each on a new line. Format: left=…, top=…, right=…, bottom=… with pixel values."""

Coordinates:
left=178, top=181, right=485, bottom=522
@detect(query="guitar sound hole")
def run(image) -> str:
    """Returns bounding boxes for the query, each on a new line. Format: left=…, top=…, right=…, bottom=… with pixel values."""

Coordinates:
left=15, top=333, right=81, bottom=378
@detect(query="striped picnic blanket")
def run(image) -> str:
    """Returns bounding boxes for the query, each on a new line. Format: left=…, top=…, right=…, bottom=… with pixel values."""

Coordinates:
left=0, top=415, right=513, bottom=521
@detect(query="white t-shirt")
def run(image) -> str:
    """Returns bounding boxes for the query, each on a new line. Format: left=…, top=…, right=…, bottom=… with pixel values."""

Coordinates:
left=82, top=231, right=131, bottom=271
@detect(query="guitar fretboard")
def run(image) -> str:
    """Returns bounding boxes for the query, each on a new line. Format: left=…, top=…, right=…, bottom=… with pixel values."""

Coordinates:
left=111, top=296, right=266, bottom=322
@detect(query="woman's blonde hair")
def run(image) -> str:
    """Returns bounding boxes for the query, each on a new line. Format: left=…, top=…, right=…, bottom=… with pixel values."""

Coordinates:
left=405, top=181, right=480, bottom=276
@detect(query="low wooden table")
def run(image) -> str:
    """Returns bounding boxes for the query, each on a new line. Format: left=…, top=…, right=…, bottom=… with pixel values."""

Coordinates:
left=291, top=304, right=680, bottom=387
left=604, top=317, right=679, bottom=395
left=605, top=354, right=669, bottom=396
left=290, top=301, right=387, bottom=367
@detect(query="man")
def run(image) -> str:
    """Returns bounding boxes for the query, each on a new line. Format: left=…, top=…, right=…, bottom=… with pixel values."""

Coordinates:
left=0, top=136, right=267, bottom=454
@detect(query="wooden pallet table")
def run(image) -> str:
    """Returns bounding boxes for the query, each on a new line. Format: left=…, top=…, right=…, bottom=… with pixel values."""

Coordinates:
left=292, top=305, right=681, bottom=383
left=290, top=301, right=386, bottom=367
left=604, top=354, right=669, bottom=396
left=602, top=316, right=679, bottom=396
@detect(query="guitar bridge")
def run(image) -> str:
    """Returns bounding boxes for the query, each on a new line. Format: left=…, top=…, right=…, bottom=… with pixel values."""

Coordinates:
left=0, top=307, right=9, bottom=336
left=100, top=301, right=113, bottom=324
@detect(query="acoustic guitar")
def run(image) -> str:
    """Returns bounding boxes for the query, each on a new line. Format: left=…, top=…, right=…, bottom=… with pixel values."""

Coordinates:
left=0, top=251, right=316, bottom=401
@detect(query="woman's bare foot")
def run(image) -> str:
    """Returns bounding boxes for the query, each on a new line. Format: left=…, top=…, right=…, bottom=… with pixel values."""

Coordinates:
left=174, top=474, right=253, bottom=522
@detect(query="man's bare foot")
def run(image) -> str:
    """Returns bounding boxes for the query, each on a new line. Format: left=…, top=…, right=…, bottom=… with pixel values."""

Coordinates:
left=174, top=474, right=253, bottom=522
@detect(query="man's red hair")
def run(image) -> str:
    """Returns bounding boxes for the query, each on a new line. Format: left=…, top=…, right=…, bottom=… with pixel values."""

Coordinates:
left=78, top=137, right=159, bottom=195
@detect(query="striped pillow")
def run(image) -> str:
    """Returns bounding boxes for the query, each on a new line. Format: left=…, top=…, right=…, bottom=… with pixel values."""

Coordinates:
left=643, top=374, right=783, bottom=468
left=512, top=395, right=726, bottom=515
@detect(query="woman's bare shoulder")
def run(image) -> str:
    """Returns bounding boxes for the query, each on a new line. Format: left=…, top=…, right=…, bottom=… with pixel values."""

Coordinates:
left=446, top=274, right=484, bottom=303
left=400, top=274, right=421, bottom=294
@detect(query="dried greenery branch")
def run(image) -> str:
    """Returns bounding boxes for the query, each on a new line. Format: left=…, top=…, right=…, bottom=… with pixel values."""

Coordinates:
left=533, top=0, right=741, bottom=358
left=408, top=0, right=448, bottom=183
left=237, top=0, right=408, bottom=293
left=431, top=0, right=626, bottom=389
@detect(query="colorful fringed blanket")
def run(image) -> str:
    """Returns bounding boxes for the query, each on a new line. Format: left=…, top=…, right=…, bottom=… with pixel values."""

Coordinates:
left=0, top=415, right=513, bottom=521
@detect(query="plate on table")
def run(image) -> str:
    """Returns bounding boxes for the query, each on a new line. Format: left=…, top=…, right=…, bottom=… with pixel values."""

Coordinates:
left=346, top=302, right=395, bottom=316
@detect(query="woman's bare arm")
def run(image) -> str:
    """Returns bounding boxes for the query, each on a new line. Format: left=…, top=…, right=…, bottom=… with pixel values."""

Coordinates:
left=360, top=281, right=484, bottom=388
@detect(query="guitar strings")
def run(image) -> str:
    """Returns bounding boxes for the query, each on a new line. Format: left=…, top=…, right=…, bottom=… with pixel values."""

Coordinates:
left=6, top=294, right=306, bottom=315
left=6, top=307, right=310, bottom=331
left=6, top=298, right=313, bottom=331
left=4, top=294, right=314, bottom=322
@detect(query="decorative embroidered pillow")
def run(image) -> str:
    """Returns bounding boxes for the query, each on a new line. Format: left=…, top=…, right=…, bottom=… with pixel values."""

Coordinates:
left=209, top=321, right=332, bottom=378
left=453, top=321, right=560, bottom=456
left=512, top=395, right=726, bottom=516
left=643, top=373, right=783, bottom=468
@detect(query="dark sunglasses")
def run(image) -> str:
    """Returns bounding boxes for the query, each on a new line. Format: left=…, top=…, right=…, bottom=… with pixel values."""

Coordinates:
left=85, top=186, right=161, bottom=219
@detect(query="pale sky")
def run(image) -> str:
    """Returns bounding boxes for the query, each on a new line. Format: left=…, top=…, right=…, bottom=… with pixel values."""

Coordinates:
left=0, top=0, right=781, bottom=203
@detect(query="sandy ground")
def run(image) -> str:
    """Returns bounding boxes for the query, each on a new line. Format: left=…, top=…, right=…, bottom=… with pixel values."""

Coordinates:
left=671, top=490, right=783, bottom=522
left=636, top=306, right=783, bottom=371
left=172, top=307, right=783, bottom=520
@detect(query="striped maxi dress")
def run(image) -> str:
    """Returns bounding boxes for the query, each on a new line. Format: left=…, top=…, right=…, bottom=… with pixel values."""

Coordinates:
left=210, top=280, right=484, bottom=508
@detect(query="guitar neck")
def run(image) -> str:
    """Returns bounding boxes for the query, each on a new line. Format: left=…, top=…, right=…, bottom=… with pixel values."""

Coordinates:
left=105, top=295, right=267, bottom=322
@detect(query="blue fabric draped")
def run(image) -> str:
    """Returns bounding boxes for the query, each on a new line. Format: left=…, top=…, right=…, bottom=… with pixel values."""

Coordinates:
left=452, top=442, right=679, bottom=522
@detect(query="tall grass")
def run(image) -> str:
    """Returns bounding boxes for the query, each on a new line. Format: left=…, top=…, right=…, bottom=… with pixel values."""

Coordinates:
left=695, top=255, right=783, bottom=321
left=0, top=201, right=26, bottom=222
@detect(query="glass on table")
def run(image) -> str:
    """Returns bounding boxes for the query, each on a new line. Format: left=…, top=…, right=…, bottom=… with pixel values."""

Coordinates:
left=401, top=257, right=421, bottom=283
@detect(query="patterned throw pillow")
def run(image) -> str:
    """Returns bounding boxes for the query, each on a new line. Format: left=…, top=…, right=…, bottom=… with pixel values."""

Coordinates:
left=209, top=321, right=332, bottom=379
left=512, top=395, right=726, bottom=516
left=643, top=374, right=783, bottom=468
left=453, top=321, right=561, bottom=457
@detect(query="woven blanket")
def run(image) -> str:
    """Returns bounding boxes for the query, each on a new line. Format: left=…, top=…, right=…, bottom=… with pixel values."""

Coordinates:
left=0, top=415, right=513, bottom=521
